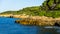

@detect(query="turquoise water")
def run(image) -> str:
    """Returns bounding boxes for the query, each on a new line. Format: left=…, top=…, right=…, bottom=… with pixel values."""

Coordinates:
left=0, top=17, right=60, bottom=34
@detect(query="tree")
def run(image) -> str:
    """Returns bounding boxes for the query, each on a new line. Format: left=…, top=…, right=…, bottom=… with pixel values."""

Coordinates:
left=46, top=0, right=60, bottom=10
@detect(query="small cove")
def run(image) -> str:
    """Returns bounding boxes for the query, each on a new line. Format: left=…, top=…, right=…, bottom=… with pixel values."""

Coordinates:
left=0, top=17, right=60, bottom=34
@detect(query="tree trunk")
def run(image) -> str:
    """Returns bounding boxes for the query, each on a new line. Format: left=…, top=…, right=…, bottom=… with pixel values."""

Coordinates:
left=51, top=0, right=57, bottom=10
left=58, top=0, right=60, bottom=4
left=46, top=0, right=60, bottom=10
left=46, top=0, right=51, bottom=10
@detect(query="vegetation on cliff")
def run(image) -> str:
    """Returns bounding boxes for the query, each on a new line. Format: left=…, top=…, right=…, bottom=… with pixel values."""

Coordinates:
left=0, top=0, right=60, bottom=18
left=0, top=0, right=60, bottom=26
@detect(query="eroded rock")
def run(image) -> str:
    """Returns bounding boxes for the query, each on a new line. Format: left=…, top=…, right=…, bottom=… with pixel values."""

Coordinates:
left=15, top=16, right=60, bottom=26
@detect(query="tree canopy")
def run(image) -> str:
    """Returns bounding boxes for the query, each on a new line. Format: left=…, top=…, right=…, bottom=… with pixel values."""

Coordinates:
left=42, top=0, right=60, bottom=10
left=0, top=0, right=60, bottom=18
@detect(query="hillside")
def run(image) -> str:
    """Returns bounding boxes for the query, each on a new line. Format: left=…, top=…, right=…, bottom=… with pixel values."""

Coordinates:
left=0, top=0, right=60, bottom=18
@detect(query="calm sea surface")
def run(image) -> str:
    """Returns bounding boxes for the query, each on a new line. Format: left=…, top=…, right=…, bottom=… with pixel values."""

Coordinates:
left=0, top=17, right=60, bottom=34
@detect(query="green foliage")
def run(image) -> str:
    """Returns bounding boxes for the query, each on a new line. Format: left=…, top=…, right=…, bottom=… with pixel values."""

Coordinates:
left=0, top=0, right=60, bottom=18
left=38, top=11, right=46, bottom=16
left=45, top=10, right=60, bottom=18
left=52, top=11, right=60, bottom=18
left=42, top=0, right=60, bottom=10
left=45, top=11, right=53, bottom=17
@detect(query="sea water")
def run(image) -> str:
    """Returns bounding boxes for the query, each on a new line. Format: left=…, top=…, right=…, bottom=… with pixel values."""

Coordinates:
left=0, top=17, right=60, bottom=34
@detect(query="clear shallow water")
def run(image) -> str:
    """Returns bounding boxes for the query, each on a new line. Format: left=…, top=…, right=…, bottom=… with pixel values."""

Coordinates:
left=0, top=17, right=60, bottom=34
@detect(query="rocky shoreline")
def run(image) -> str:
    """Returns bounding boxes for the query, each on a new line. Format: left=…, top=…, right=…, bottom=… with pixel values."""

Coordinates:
left=0, top=14, right=29, bottom=18
left=15, top=16, right=60, bottom=26
left=0, top=14, right=60, bottom=26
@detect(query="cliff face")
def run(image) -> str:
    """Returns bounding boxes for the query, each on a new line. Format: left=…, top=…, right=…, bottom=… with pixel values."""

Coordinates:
left=15, top=16, right=60, bottom=26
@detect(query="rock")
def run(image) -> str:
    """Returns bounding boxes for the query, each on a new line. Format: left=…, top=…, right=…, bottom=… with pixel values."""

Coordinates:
left=54, top=20, right=60, bottom=27
left=54, top=23, right=60, bottom=27
left=9, top=16, right=13, bottom=18
left=7, top=16, right=13, bottom=18
left=15, top=20, right=20, bottom=23
left=15, top=17, right=55, bottom=26
left=15, top=16, right=60, bottom=26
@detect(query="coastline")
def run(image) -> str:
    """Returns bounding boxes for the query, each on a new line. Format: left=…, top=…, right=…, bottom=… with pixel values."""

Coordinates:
left=0, top=14, right=29, bottom=18
left=0, top=14, right=60, bottom=26
left=15, top=16, right=60, bottom=26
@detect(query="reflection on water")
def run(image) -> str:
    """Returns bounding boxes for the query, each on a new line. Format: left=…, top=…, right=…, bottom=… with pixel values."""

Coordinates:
left=0, top=17, right=60, bottom=34
left=37, top=26, right=60, bottom=34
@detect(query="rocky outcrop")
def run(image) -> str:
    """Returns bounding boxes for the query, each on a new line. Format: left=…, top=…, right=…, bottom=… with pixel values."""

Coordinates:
left=15, top=16, right=60, bottom=26
left=15, top=16, right=53, bottom=26
left=54, top=20, right=60, bottom=27
left=54, top=23, right=60, bottom=27
left=0, top=14, right=60, bottom=26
